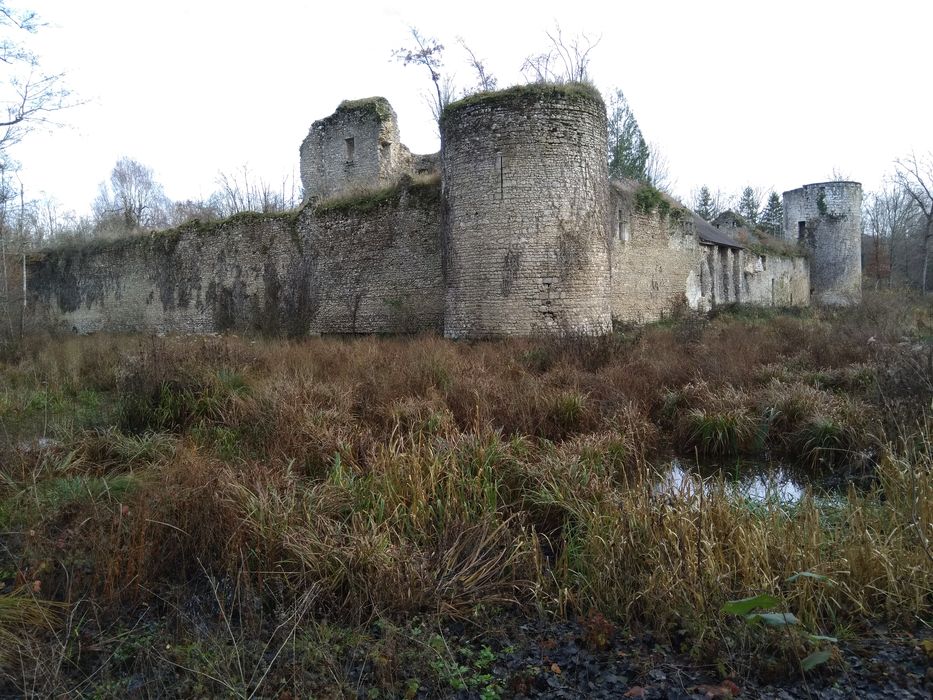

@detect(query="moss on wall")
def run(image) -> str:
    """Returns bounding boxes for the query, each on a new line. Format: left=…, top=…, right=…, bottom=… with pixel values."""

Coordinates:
left=313, top=176, right=441, bottom=216
left=441, top=81, right=604, bottom=123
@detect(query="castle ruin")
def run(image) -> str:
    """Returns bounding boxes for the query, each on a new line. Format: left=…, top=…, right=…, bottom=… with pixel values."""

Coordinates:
left=21, top=83, right=861, bottom=339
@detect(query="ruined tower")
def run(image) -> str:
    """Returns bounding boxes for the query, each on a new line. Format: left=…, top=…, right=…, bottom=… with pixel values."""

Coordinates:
left=299, top=97, right=409, bottom=202
left=440, top=84, right=613, bottom=338
left=782, top=181, right=862, bottom=305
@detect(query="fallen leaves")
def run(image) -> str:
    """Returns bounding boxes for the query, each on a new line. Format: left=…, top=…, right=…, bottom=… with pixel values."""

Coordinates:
left=694, top=679, right=742, bottom=698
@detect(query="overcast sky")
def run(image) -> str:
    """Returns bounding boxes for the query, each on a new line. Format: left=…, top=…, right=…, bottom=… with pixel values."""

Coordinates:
left=9, top=0, right=933, bottom=216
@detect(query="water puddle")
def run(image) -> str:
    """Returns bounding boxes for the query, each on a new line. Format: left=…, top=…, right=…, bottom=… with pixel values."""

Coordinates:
left=654, top=459, right=806, bottom=504
left=14, top=436, right=60, bottom=453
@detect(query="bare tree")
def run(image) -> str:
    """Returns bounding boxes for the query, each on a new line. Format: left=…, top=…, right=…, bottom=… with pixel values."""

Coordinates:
left=93, top=157, right=170, bottom=235
left=521, top=25, right=600, bottom=84
left=212, top=164, right=298, bottom=217
left=0, top=165, right=24, bottom=345
left=0, top=2, right=76, bottom=160
left=392, top=27, right=452, bottom=123
left=167, top=198, right=223, bottom=227
left=645, top=141, right=674, bottom=193
left=894, top=152, right=933, bottom=294
left=458, top=38, right=497, bottom=93
left=864, top=185, right=914, bottom=288
left=0, top=2, right=77, bottom=350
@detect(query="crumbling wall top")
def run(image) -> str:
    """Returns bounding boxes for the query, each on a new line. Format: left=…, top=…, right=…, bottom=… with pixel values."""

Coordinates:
left=441, top=81, right=605, bottom=123
left=299, top=96, right=407, bottom=203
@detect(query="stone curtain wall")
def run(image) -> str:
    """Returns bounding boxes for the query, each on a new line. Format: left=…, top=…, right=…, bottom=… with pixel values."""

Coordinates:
left=783, top=181, right=862, bottom=305
left=25, top=215, right=307, bottom=336
left=303, top=182, right=444, bottom=333
left=300, top=98, right=408, bottom=203
left=441, top=85, right=612, bottom=338
left=609, top=204, right=704, bottom=323
left=739, top=253, right=810, bottom=307
left=25, top=182, right=444, bottom=336
left=608, top=185, right=809, bottom=322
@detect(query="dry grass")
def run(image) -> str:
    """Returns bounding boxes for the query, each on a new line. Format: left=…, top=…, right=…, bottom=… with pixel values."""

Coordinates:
left=0, top=292, right=931, bottom=691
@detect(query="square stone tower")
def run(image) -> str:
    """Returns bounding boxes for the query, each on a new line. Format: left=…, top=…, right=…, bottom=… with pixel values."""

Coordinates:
left=299, top=97, right=409, bottom=202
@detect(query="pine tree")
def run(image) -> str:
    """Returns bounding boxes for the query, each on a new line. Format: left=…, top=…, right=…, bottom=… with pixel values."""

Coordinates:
left=737, top=186, right=760, bottom=225
left=760, top=191, right=783, bottom=236
left=607, top=89, right=650, bottom=183
left=694, top=186, right=718, bottom=222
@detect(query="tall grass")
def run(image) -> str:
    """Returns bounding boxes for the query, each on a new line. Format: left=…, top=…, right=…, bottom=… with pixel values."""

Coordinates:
left=0, top=292, right=930, bottom=691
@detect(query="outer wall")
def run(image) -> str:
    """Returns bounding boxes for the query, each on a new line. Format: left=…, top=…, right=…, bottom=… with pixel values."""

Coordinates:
left=24, top=185, right=445, bottom=337
left=441, top=88, right=612, bottom=338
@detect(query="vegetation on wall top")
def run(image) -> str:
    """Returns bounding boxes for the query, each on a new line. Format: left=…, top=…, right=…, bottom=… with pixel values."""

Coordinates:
left=441, top=81, right=603, bottom=122
left=314, top=174, right=441, bottom=216
left=334, top=96, right=395, bottom=123
left=632, top=183, right=687, bottom=221
left=37, top=208, right=301, bottom=258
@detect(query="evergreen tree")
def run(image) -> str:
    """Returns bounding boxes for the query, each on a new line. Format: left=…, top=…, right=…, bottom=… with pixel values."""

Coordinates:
left=694, top=186, right=718, bottom=221
left=737, top=186, right=760, bottom=225
left=607, top=89, right=650, bottom=183
left=760, top=191, right=783, bottom=236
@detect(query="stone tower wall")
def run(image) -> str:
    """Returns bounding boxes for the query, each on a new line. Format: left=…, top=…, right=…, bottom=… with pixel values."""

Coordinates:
left=783, top=181, right=862, bottom=305
left=299, top=98, right=409, bottom=202
left=441, top=85, right=612, bottom=338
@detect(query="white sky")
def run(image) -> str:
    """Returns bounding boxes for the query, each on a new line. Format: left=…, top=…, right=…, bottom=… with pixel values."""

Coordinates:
left=9, top=0, right=933, bottom=216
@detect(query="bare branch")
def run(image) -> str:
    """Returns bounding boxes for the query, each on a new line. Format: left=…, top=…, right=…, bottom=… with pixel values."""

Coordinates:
left=522, top=24, right=600, bottom=84
left=457, top=38, right=497, bottom=93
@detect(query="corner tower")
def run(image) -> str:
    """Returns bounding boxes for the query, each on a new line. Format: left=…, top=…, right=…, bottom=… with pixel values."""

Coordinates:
left=440, top=84, right=612, bottom=338
left=782, top=181, right=862, bottom=305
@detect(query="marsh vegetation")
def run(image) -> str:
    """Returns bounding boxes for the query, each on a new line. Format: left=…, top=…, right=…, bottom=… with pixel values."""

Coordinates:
left=0, top=292, right=930, bottom=697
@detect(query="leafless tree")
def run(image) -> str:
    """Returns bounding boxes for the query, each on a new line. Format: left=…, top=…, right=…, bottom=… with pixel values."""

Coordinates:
left=212, top=164, right=298, bottom=217
left=92, top=157, right=170, bottom=235
left=458, top=38, right=497, bottom=93
left=0, top=2, right=77, bottom=350
left=864, top=185, right=915, bottom=288
left=894, top=152, right=933, bottom=294
left=645, top=142, right=674, bottom=194
left=393, top=27, right=452, bottom=123
left=167, top=198, right=223, bottom=227
left=521, top=25, right=600, bottom=84
left=0, top=2, right=76, bottom=159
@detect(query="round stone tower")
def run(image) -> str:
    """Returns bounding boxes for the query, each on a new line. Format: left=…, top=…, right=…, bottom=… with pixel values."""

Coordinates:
left=782, top=181, right=862, bottom=305
left=440, top=84, right=612, bottom=338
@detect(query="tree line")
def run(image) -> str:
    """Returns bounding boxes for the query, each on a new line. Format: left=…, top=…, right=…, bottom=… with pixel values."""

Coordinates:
left=0, top=158, right=299, bottom=250
left=690, top=185, right=784, bottom=236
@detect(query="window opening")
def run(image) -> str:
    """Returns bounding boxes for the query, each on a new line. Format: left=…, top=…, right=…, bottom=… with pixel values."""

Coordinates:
left=345, top=137, right=355, bottom=162
left=618, top=211, right=630, bottom=242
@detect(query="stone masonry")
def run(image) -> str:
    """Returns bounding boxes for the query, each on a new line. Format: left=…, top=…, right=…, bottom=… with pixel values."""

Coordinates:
left=300, top=97, right=409, bottom=203
left=22, top=84, right=840, bottom=340
left=442, top=85, right=611, bottom=337
left=783, top=181, right=862, bottom=305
